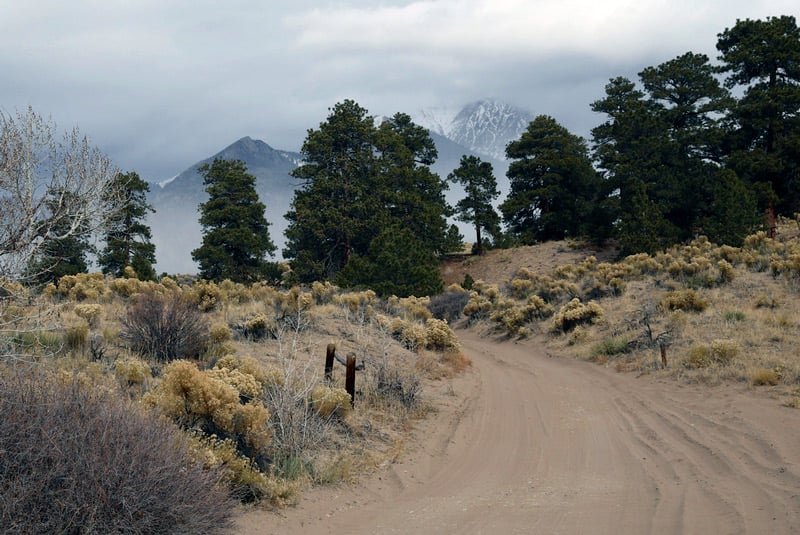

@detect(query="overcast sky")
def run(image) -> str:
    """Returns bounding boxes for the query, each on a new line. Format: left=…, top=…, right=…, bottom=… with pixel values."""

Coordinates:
left=2, top=1, right=798, bottom=182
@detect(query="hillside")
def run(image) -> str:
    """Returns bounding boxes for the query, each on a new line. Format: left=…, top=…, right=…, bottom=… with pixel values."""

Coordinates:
left=440, top=220, right=800, bottom=399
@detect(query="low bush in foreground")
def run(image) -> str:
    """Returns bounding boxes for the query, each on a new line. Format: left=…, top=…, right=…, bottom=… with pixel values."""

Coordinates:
left=0, top=369, right=234, bottom=534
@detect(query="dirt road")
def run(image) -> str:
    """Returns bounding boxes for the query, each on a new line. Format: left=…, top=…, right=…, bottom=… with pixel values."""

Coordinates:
left=235, top=330, right=800, bottom=534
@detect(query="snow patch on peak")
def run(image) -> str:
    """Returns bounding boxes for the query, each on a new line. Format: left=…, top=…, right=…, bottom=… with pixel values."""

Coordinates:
left=414, top=99, right=532, bottom=161
left=448, top=99, right=533, bottom=161
left=413, top=106, right=459, bottom=136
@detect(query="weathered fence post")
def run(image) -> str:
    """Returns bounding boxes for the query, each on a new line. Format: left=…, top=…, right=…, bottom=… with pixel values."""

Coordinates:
left=325, top=343, right=335, bottom=382
left=660, top=343, right=668, bottom=369
left=345, top=353, right=356, bottom=407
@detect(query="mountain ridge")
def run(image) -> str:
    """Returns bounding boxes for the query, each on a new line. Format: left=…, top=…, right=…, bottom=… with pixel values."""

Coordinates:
left=147, top=100, right=531, bottom=274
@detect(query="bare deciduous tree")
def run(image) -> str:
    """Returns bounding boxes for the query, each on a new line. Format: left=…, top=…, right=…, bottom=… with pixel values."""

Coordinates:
left=0, top=106, right=120, bottom=279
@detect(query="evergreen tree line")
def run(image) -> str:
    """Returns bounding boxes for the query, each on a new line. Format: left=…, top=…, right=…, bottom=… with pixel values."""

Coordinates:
left=26, top=15, right=799, bottom=299
left=499, top=15, right=800, bottom=256
left=28, top=171, right=158, bottom=285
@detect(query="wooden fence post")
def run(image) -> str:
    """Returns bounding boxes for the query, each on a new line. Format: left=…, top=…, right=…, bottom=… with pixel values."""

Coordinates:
left=325, top=343, right=336, bottom=382
left=345, top=353, right=356, bottom=407
left=660, top=344, right=667, bottom=369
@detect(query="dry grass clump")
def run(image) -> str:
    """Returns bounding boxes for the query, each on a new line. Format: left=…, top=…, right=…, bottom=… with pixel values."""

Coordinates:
left=682, top=339, right=741, bottom=369
left=751, top=367, right=780, bottom=386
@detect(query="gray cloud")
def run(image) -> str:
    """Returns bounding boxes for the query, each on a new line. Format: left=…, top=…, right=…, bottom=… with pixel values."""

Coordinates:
left=1, top=0, right=797, bottom=181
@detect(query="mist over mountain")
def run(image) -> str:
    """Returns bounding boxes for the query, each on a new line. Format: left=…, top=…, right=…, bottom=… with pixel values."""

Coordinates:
left=148, top=137, right=301, bottom=275
left=147, top=100, right=531, bottom=275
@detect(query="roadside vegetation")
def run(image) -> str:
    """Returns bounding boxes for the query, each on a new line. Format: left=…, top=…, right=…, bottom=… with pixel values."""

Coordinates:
left=450, top=218, right=800, bottom=406
left=0, top=274, right=466, bottom=532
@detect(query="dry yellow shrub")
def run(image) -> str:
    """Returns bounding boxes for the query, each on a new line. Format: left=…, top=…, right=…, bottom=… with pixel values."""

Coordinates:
left=114, top=357, right=152, bottom=386
left=311, top=281, right=338, bottom=303
left=73, top=303, right=103, bottom=327
left=145, top=360, right=240, bottom=432
left=424, top=318, right=460, bottom=351
left=553, top=298, right=605, bottom=332
left=401, top=323, right=427, bottom=352
left=661, top=289, right=708, bottom=312
left=216, top=354, right=284, bottom=389
left=208, top=367, right=262, bottom=401
left=193, top=280, right=223, bottom=311
left=155, top=277, right=177, bottom=292
left=209, top=323, right=232, bottom=344
left=310, top=385, right=352, bottom=418
left=53, top=273, right=108, bottom=301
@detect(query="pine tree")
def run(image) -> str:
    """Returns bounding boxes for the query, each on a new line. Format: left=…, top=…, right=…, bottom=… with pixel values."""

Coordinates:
left=98, top=171, right=157, bottom=280
left=448, top=155, right=500, bottom=255
left=717, top=15, right=800, bottom=215
left=285, top=101, right=449, bottom=294
left=500, top=115, right=599, bottom=243
left=284, top=100, right=376, bottom=282
left=191, top=159, right=276, bottom=282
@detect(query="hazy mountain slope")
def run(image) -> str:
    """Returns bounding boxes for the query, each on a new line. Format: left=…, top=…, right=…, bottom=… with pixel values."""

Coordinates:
left=147, top=137, right=301, bottom=274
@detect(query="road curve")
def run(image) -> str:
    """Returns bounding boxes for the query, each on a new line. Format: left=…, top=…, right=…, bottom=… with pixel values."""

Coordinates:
left=235, top=329, right=800, bottom=534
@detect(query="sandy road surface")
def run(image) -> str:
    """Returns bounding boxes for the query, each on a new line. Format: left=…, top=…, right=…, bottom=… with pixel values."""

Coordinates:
left=235, top=330, right=800, bottom=534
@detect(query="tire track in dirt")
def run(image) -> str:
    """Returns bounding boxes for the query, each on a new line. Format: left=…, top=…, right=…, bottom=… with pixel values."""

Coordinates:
left=234, top=329, right=800, bottom=534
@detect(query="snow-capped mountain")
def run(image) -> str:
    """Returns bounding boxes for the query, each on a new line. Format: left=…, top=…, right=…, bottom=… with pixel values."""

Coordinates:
left=415, top=99, right=533, bottom=161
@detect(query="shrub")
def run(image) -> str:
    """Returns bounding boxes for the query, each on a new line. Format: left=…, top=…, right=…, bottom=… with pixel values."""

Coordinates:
left=400, top=322, right=427, bottom=352
left=209, top=323, right=232, bottom=344
left=310, top=385, right=352, bottom=418
left=115, top=357, right=152, bottom=386
left=427, top=290, right=470, bottom=322
left=193, top=280, right=224, bottom=311
left=710, top=339, right=740, bottom=364
left=188, top=434, right=277, bottom=504
left=240, top=313, right=271, bottom=340
left=369, top=359, right=422, bottom=409
left=63, top=324, right=89, bottom=352
left=660, top=289, right=708, bottom=312
left=424, top=318, right=460, bottom=351
left=0, top=370, right=234, bottom=533
left=683, top=339, right=740, bottom=368
left=120, top=291, right=209, bottom=362
left=684, top=345, right=713, bottom=368
left=553, top=298, right=604, bottom=332
left=73, top=303, right=103, bottom=327
left=592, top=336, right=631, bottom=357
left=145, top=360, right=272, bottom=457
left=751, top=368, right=779, bottom=386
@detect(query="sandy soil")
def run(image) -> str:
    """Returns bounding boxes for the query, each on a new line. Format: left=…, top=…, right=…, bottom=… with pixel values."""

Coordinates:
left=234, top=328, right=800, bottom=534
